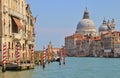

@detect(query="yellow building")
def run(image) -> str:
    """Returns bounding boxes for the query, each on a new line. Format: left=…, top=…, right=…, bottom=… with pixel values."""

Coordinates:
left=0, top=0, right=35, bottom=65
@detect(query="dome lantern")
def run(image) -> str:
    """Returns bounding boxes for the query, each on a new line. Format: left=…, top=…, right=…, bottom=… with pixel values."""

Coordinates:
left=83, top=8, right=90, bottom=19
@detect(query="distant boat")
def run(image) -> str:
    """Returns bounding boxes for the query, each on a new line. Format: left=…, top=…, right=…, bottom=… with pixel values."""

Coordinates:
left=54, top=56, right=60, bottom=62
left=6, top=63, right=18, bottom=70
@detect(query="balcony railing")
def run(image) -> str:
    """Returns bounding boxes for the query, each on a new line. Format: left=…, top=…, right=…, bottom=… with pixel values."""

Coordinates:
left=28, top=41, right=34, bottom=45
left=23, top=36, right=28, bottom=40
left=13, top=33, right=22, bottom=40
left=9, top=9, right=23, bottom=19
left=3, top=5, right=8, bottom=13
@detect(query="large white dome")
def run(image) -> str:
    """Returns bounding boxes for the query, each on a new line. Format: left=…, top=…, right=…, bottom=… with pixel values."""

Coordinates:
left=76, top=19, right=96, bottom=30
left=75, top=8, right=96, bottom=36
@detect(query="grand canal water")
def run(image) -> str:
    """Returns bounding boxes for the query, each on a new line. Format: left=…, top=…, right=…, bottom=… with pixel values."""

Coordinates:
left=1, top=57, right=120, bottom=78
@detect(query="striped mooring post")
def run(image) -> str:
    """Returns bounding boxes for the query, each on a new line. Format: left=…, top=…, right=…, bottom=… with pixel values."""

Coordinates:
left=43, top=46, right=46, bottom=68
left=2, top=42, right=7, bottom=72
left=16, top=45, right=20, bottom=66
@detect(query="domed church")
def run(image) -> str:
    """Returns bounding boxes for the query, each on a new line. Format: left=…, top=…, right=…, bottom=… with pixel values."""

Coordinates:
left=99, top=18, right=115, bottom=35
left=75, top=8, right=96, bottom=36
left=65, top=8, right=117, bottom=57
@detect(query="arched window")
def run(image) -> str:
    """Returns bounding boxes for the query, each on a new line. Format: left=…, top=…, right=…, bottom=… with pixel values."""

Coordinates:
left=23, top=44, right=24, bottom=51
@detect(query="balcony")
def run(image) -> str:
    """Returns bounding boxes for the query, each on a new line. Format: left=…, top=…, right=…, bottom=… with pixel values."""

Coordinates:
left=13, top=33, right=22, bottom=40
left=23, top=35, right=28, bottom=40
left=27, top=37, right=34, bottom=42
left=3, top=5, right=8, bottom=13
left=22, top=33, right=28, bottom=40
left=28, top=41, right=34, bottom=45
left=9, top=9, right=23, bottom=19
left=31, top=36, right=35, bottom=42
left=27, top=36, right=35, bottom=44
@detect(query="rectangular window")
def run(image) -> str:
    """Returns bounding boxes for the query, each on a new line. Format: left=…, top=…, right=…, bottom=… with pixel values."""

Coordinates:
left=23, top=44, right=24, bottom=51
left=29, top=45, right=31, bottom=49
left=9, top=19, right=11, bottom=35
left=27, top=16, right=29, bottom=25
left=30, top=19, right=33, bottom=26
left=12, top=42, right=13, bottom=49
left=0, top=39, right=1, bottom=51
left=4, top=19, right=6, bottom=34
left=12, top=18, right=18, bottom=33
left=8, top=42, right=10, bottom=49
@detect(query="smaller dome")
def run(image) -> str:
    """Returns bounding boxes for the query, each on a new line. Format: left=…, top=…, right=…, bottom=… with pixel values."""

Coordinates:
left=99, top=24, right=108, bottom=32
left=77, top=19, right=96, bottom=30
left=99, top=18, right=108, bottom=32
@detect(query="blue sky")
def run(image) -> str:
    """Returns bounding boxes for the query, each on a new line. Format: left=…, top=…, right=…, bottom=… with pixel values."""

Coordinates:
left=26, top=0, right=120, bottom=50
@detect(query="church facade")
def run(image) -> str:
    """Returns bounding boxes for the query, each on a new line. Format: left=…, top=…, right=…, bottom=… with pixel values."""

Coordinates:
left=65, top=8, right=120, bottom=57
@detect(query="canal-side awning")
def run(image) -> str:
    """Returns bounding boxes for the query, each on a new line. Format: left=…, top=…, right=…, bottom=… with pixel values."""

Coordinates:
left=12, top=17, right=23, bottom=29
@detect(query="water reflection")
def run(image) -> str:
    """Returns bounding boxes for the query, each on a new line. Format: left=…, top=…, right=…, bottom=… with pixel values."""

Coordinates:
left=0, top=69, right=34, bottom=78
left=1, top=57, right=120, bottom=78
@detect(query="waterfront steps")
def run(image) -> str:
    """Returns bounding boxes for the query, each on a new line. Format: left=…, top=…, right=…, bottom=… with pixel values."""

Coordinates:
left=6, top=63, right=34, bottom=71
left=0, top=63, right=34, bottom=72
